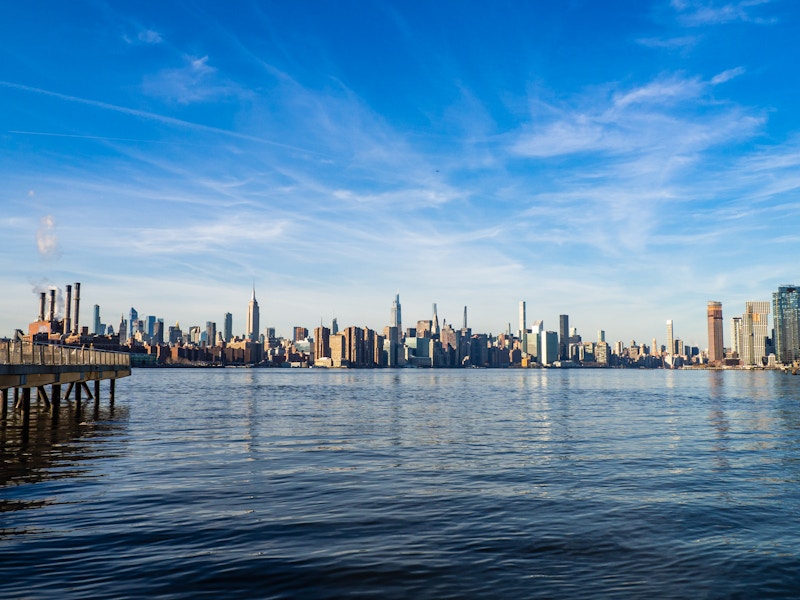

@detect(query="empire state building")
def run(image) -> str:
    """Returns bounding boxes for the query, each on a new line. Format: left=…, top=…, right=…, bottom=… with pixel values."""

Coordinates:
left=247, top=286, right=260, bottom=342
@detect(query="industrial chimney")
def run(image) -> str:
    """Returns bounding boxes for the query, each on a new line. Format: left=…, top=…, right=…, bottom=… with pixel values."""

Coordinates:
left=65, top=284, right=72, bottom=335
left=73, top=282, right=81, bottom=335
left=49, top=289, right=56, bottom=322
left=38, top=292, right=46, bottom=321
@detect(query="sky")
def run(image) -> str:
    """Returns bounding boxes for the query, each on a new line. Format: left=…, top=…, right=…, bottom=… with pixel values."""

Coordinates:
left=2, top=0, right=799, bottom=347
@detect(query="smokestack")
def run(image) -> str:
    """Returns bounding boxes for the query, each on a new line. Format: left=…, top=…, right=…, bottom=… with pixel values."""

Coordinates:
left=38, top=292, right=46, bottom=321
left=65, top=284, right=72, bottom=335
left=49, top=289, right=56, bottom=322
left=73, top=282, right=81, bottom=335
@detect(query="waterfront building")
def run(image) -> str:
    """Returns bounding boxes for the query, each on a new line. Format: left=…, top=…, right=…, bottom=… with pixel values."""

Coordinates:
left=707, top=301, right=724, bottom=365
left=730, top=317, right=742, bottom=357
left=223, top=313, right=233, bottom=343
left=542, top=331, right=559, bottom=365
left=559, top=315, right=569, bottom=361
left=666, top=320, right=674, bottom=355
left=773, top=285, right=800, bottom=365
left=246, top=287, right=260, bottom=342
left=313, top=326, right=331, bottom=363
left=595, top=342, right=609, bottom=365
left=741, top=301, right=771, bottom=366
left=330, top=333, right=346, bottom=367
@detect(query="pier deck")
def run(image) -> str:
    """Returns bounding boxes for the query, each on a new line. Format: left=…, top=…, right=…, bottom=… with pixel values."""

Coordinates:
left=0, top=341, right=131, bottom=414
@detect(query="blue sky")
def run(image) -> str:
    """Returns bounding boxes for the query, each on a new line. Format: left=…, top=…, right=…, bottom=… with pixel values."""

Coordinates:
left=2, top=0, right=799, bottom=347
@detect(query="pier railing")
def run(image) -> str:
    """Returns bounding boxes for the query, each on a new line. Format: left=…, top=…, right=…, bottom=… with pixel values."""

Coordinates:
left=0, top=341, right=130, bottom=369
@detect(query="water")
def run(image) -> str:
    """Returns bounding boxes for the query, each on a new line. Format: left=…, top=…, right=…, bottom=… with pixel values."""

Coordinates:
left=2, top=368, right=800, bottom=598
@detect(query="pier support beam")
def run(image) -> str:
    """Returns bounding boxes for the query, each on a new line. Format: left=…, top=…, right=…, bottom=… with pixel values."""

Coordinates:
left=21, top=387, right=31, bottom=415
left=110, top=379, right=116, bottom=404
left=52, top=384, right=61, bottom=408
left=37, top=386, right=51, bottom=411
left=1, top=388, right=7, bottom=419
left=94, top=379, right=101, bottom=401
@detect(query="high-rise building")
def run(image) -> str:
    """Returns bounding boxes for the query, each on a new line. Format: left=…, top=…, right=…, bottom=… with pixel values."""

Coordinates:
left=773, top=285, right=800, bottom=365
left=730, top=317, right=742, bottom=357
left=293, top=326, right=308, bottom=342
left=559, top=315, right=569, bottom=361
left=707, top=301, right=724, bottom=365
left=542, top=331, right=559, bottom=365
left=154, top=319, right=164, bottom=345
left=147, top=315, right=156, bottom=338
left=432, top=303, right=440, bottom=337
left=463, top=306, right=468, bottom=330
left=313, top=326, right=331, bottom=362
left=741, top=301, right=770, bottom=366
left=206, top=321, right=217, bottom=347
left=391, top=293, right=402, bottom=337
left=598, top=330, right=606, bottom=343
left=246, top=287, right=260, bottom=342
left=93, top=304, right=101, bottom=335
left=666, top=320, right=674, bottom=355
left=129, top=307, right=138, bottom=340
left=331, top=317, right=339, bottom=335
left=223, top=313, right=233, bottom=343
left=519, top=301, right=527, bottom=339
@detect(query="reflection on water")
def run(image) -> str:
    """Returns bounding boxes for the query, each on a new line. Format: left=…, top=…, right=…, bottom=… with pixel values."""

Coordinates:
left=0, top=397, right=129, bottom=511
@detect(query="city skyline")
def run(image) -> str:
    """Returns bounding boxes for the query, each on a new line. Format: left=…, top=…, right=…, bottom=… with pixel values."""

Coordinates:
left=9, top=282, right=797, bottom=358
left=3, top=2, right=800, bottom=342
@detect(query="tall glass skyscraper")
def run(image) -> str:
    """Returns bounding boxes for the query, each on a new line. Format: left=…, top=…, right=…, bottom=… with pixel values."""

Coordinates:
left=773, top=285, right=800, bottom=365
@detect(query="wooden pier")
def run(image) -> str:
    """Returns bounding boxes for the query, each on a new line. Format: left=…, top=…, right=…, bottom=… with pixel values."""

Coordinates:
left=0, top=340, right=131, bottom=417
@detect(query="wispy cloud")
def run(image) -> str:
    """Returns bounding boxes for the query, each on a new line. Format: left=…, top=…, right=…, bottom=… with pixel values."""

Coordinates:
left=142, top=55, right=245, bottom=104
left=711, top=66, right=746, bottom=84
left=671, top=0, right=776, bottom=26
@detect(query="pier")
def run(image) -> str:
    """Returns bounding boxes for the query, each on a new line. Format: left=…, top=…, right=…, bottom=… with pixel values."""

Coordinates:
left=0, top=340, right=131, bottom=418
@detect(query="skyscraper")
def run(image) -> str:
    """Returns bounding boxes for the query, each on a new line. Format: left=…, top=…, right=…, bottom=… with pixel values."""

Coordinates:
left=730, top=317, right=742, bottom=357
left=391, top=293, right=402, bottom=335
left=741, top=301, right=770, bottom=366
left=93, top=304, right=101, bottom=336
left=707, top=301, right=724, bottom=365
left=223, top=312, right=233, bottom=343
left=559, top=315, right=569, bottom=361
left=129, top=307, right=138, bottom=340
left=773, top=286, right=800, bottom=365
left=666, top=320, right=674, bottom=355
left=519, top=301, right=527, bottom=339
left=432, top=303, right=440, bottom=337
left=246, top=286, right=260, bottom=342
